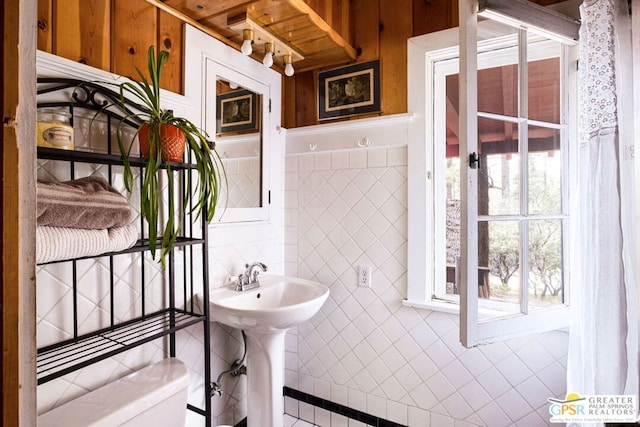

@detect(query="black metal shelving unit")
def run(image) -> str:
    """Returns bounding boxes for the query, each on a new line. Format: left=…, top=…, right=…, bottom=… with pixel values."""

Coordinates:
left=36, top=78, right=212, bottom=426
left=37, top=308, right=205, bottom=384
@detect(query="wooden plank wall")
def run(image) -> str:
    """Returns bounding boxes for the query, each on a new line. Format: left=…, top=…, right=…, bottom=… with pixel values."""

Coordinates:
left=37, top=0, right=455, bottom=125
left=285, top=0, right=459, bottom=128
left=37, top=0, right=567, bottom=127
left=53, top=0, right=111, bottom=69
left=37, top=0, right=183, bottom=93
left=284, top=0, right=562, bottom=128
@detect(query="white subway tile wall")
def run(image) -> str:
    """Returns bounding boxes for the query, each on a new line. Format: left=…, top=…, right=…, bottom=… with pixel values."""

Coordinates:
left=284, top=147, right=568, bottom=427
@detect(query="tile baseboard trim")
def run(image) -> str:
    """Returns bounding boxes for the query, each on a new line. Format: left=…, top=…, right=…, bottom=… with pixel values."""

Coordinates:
left=283, top=386, right=408, bottom=427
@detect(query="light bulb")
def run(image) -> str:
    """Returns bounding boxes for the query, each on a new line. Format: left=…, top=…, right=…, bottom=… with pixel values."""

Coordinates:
left=240, top=29, right=254, bottom=55
left=229, top=82, right=238, bottom=89
left=263, top=52, right=274, bottom=67
left=263, top=42, right=275, bottom=68
left=241, top=39, right=253, bottom=55
left=284, top=62, right=294, bottom=76
left=283, top=54, right=294, bottom=77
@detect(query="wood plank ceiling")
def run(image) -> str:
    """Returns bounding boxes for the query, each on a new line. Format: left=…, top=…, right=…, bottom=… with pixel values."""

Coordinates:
left=155, top=0, right=357, bottom=73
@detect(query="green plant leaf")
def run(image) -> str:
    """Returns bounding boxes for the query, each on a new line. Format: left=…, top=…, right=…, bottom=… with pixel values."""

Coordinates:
left=101, top=45, right=225, bottom=268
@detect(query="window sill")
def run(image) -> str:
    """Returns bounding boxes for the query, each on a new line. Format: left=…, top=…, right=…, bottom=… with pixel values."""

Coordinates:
left=404, top=298, right=571, bottom=331
left=402, top=298, right=507, bottom=318
left=403, top=298, right=461, bottom=314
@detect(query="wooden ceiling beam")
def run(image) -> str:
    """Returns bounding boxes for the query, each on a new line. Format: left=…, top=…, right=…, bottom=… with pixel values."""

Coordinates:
left=146, top=0, right=357, bottom=74
left=285, top=0, right=356, bottom=60
left=145, top=0, right=241, bottom=50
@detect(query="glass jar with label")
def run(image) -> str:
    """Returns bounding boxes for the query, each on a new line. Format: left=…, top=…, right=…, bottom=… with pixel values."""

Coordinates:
left=37, top=108, right=74, bottom=150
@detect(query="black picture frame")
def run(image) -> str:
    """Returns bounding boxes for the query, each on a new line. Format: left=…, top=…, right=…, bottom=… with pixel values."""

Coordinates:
left=318, top=59, right=381, bottom=120
left=216, top=89, right=258, bottom=135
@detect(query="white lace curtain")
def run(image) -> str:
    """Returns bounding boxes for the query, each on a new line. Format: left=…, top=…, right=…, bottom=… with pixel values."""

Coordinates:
left=567, top=0, right=637, bottom=423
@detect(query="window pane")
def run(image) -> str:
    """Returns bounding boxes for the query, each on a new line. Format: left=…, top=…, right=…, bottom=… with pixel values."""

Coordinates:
left=479, top=220, right=521, bottom=311
left=528, top=35, right=561, bottom=123
left=446, top=50, right=520, bottom=119
left=528, top=126, right=562, bottom=215
left=442, top=69, right=462, bottom=297
left=478, top=117, right=520, bottom=216
left=478, top=64, right=517, bottom=117
left=444, top=155, right=461, bottom=296
left=528, top=219, right=564, bottom=308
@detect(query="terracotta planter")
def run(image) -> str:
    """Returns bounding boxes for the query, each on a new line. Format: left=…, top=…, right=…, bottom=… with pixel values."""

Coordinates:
left=138, top=123, right=186, bottom=162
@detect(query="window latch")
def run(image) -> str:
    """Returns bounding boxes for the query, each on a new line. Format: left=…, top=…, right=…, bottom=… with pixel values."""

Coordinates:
left=469, top=152, right=481, bottom=169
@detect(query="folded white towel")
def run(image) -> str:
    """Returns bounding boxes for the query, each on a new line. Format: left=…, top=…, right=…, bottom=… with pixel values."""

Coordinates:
left=36, top=224, right=139, bottom=264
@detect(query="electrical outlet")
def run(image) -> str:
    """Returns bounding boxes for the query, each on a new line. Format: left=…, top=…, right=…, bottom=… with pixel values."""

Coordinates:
left=358, top=265, right=372, bottom=288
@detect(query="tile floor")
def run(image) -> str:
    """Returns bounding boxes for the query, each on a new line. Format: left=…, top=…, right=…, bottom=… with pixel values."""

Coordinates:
left=284, top=414, right=320, bottom=427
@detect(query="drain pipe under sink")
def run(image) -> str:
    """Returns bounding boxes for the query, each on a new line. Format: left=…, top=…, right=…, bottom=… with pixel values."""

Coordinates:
left=211, top=330, right=248, bottom=396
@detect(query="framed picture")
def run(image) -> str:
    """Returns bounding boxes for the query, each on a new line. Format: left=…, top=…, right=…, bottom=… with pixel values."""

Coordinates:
left=318, top=59, right=381, bottom=120
left=216, top=89, right=258, bottom=135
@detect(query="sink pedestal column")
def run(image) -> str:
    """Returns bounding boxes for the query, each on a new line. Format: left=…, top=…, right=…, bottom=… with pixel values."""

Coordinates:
left=244, top=329, right=287, bottom=427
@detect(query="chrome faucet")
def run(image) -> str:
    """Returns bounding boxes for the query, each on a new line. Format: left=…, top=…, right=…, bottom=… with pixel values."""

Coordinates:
left=234, top=262, right=268, bottom=291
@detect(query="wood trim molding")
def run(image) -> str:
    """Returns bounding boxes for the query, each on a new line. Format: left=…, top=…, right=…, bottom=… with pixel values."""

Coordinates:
left=285, top=113, right=414, bottom=154
left=3, top=1, right=37, bottom=426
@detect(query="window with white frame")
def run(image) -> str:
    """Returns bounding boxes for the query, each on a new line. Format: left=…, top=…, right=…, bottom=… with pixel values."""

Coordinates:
left=406, top=17, right=578, bottom=346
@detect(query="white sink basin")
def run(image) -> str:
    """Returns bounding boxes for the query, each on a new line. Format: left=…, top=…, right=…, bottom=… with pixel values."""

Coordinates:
left=209, top=275, right=330, bottom=332
left=209, top=275, right=330, bottom=426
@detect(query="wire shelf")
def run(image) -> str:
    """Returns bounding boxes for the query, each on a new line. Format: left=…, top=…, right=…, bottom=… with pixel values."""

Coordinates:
left=36, top=237, right=205, bottom=266
left=37, top=308, right=204, bottom=385
left=37, top=147, right=194, bottom=170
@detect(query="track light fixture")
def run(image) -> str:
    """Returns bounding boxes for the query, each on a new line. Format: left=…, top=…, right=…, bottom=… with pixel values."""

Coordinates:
left=240, top=29, right=254, bottom=55
left=228, top=13, right=304, bottom=77
left=283, top=54, right=295, bottom=77
left=263, top=42, right=275, bottom=68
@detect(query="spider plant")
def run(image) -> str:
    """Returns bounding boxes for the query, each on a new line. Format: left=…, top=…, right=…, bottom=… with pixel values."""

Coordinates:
left=112, top=46, right=224, bottom=268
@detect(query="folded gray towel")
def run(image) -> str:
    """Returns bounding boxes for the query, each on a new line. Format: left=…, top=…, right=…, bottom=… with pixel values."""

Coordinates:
left=37, top=176, right=134, bottom=230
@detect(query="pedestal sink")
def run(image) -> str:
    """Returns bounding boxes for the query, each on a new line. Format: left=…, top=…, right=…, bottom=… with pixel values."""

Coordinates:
left=209, top=275, right=329, bottom=427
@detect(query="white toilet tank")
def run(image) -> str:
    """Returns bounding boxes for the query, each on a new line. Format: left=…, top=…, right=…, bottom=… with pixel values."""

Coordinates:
left=38, top=358, right=189, bottom=427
